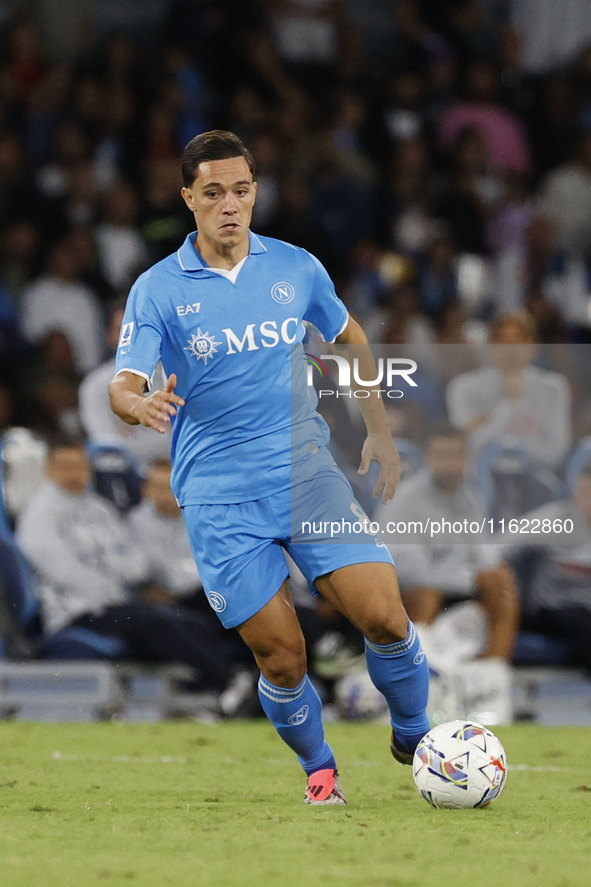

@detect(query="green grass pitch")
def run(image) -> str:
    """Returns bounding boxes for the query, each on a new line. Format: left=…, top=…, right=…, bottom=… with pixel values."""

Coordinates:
left=0, top=720, right=590, bottom=887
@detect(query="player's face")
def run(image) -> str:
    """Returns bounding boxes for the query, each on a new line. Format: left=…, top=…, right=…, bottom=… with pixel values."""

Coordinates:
left=181, top=156, right=256, bottom=251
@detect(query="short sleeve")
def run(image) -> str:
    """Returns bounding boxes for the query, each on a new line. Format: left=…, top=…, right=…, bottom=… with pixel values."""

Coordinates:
left=303, top=252, right=348, bottom=343
left=114, top=275, right=163, bottom=382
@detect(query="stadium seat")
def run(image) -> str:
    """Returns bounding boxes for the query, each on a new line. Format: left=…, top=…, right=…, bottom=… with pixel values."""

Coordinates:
left=508, top=550, right=576, bottom=668
left=471, top=442, right=565, bottom=523
left=87, top=442, right=145, bottom=513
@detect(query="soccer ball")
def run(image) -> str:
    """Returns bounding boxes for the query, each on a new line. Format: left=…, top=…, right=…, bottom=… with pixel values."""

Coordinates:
left=413, top=720, right=507, bottom=809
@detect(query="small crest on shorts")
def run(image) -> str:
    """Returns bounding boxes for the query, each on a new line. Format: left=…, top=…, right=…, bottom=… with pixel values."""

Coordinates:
left=207, top=591, right=227, bottom=612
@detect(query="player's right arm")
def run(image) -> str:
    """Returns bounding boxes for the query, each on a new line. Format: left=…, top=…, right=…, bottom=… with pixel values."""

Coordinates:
left=109, top=372, right=185, bottom=435
left=109, top=275, right=185, bottom=434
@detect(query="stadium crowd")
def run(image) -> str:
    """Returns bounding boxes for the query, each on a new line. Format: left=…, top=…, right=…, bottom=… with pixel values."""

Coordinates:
left=3, top=0, right=591, bottom=708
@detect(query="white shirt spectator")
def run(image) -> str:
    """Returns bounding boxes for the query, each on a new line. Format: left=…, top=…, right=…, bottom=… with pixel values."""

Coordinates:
left=17, top=481, right=147, bottom=633
left=272, top=0, right=339, bottom=64
left=492, top=247, right=591, bottom=326
left=446, top=364, right=571, bottom=469
left=502, top=496, right=591, bottom=612
left=96, top=223, right=148, bottom=291
left=510, top=0, right=591, bottom=74
left=538, top=162, right=591, bottom=255
left=79, top=358, right=171, bottom=465
left=20, top=274, right=104, bottom=374
left=127, top=499, right=201, bottom=598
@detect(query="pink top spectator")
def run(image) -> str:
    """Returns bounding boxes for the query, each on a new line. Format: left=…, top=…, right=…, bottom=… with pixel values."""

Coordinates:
left=439, top=104, right=531, bottom=173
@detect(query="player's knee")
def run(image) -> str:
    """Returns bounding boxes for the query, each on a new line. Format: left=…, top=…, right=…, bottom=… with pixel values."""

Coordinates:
left=362, top=606, right=409, bottom=645
left=255, top=639, right=307, bottom=688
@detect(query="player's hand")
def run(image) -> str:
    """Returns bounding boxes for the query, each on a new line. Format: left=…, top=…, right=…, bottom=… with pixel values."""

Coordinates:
left=133, top=374, right=185, bottom=434
left=357, top=432, right=402, bottom=503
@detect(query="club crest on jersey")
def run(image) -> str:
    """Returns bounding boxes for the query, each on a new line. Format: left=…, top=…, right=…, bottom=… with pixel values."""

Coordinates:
left=271, top=281, right=295, bottom=304
left=185, top=328, right=221, bottom=364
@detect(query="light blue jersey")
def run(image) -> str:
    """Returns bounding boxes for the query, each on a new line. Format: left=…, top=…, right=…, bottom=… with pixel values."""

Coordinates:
left=115, top=230, right=348, bottom=505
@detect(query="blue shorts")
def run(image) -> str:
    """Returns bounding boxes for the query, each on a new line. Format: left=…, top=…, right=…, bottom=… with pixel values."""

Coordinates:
left=182, top=464, right=394, bottom=628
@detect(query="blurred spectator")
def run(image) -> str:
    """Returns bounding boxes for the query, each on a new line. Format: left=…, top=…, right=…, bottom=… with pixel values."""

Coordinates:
left=437, top=125, right=501, bottom=254
left=23, top=330, right=81, bottom=436
left=492, top=215, right=591, bottom=336
left=0, top=221, right=40, bottom=302
left=380, top=281, right=435, bottom=347
left=20, top=237, right=104, bottom=374
left=507, top=465, right=591, bottom=674
left=0, top=381, right=14, bottom=432
left=78, top=302, right=171, bottom=465
left=417, top=231, right=459, bottom=319
left=537, top=130, right=591, bottom=255
left=16, top=438, right=233, bottom=692
left=96, top=181, right=148, bottom=291
left=383, top=69, right=427, bottom=146
left=527, top=73, right=578, bottom=178
left=270, top=0, right=341, bottom=100
left=140, top=159, right=193, bottom=263
left=446, top=312, right=572, bottom=469
left=486, top=172, right=532, bottom=256
left=343, top=239, right=386, bottom=324
left=388, top=136, right=438, bottom=255
left=0, top=134, right=41, bottom=231
left=310, top=128, right=375, bottom=259
left=374, top=426, right=519, bottom=663
left=35, top=120, right=92, bottom=204
left=438, top=59, right=531, bottom=174
left=67, top=224, right=114, bottom=306
left=250, top=130, right=281, bottom=230
left=128, top=460, right=202, bottom=604
left=260, top=177, right=339, bottom=280
left=4, top=17, right=45, bottom=100
left=510, top=3, right=591, bottom=75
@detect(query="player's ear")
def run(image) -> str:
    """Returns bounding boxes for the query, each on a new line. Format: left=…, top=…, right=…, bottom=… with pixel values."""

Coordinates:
left=181, top=186, right=196, bottom=212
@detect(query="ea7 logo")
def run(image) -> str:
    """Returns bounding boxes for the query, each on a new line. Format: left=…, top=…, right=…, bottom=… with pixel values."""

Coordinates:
left=118, top=322, right=134, bottom=349
left=271, top=281, right=295, bottom=303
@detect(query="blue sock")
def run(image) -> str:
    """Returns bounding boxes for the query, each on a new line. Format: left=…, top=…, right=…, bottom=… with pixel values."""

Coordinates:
left=258, top=673, right=337, bottom=775
left=364, top=621, right=430, bottom=751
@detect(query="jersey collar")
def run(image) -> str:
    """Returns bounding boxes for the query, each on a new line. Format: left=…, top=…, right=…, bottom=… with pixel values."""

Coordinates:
left=176, top=230, right=267, bottom=272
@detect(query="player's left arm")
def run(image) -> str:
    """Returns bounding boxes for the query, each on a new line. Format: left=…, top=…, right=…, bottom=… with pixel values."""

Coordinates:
left=334, top=316, right=401, bottom=502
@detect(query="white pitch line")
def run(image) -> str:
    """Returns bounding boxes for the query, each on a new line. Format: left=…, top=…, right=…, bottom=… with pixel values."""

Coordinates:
left=49, top=754, right=572, bottom=772
left=51, top=752, right=188, bottom=764
left=509, top=764, right=570, bottom=771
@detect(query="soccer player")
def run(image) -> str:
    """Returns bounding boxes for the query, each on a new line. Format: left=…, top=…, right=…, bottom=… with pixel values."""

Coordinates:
left=109, top=131, right=430, bottom=805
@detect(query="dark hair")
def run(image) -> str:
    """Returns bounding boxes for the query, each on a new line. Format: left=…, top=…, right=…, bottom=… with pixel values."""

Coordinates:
left=180, top=130, right=255, bottom=187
